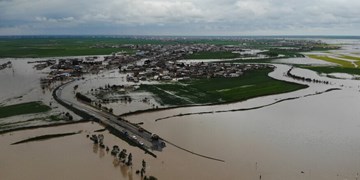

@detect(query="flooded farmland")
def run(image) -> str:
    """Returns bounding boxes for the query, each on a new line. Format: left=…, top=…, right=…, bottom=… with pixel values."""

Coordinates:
left=1, top=39, right=360, bottom=180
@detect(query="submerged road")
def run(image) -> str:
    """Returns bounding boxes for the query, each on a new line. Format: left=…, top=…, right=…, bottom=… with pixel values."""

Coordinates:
left=53, top=80, right=163, bottom=157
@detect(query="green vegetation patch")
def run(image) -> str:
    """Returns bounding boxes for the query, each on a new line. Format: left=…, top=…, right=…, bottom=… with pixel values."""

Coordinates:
left=184, top=51, right=239, bottom=59
left=302, top=66, right=360, bottom=75
left=259, top=49, right=304, bottom=58
left=339, top=55, right=360, bottom=61
left=0, top=38, right=135, bottom=58
left=308, top=55, right=355, bottom=68
left=311, top=44, right=340, bottom=51
left=356, top=61, right=360, bottom=67
left=140, top=69, right=307, bottom=106
left=0, top=37, right=247, bottom=58
left=0, top=101, right=51, bottom=119
left=11, top=132, right=80, bottom=145
left=221, top=58, right=275, bottom=64
left=48, top=114, right=63, bottom=121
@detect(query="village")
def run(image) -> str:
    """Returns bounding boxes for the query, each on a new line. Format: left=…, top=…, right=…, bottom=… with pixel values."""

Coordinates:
left=124, top=61, right=273, bottom=82
left=38, top=42, right=276, bottom=87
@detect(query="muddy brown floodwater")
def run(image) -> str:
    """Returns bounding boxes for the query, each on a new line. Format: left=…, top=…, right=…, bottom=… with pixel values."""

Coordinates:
left=0, top=122, right=231, bottom=180
left=2, top=39, right=360, bottom=180
left=1, top=64, right=360, bottom=180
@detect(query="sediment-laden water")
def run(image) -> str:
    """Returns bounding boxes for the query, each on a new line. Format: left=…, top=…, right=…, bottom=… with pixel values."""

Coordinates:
left=2, top=39, right=360, bottom=180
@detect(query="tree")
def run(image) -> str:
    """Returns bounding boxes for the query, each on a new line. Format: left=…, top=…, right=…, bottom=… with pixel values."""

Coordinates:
left=127, top=153, right=132, bottom=166
left=119, top=149, right=127, bottom=161
left=149, top=176, right=158, bottom=180
left=142, top=159, right=146, bottom=169
left=141, top=168, right=145, bottom=177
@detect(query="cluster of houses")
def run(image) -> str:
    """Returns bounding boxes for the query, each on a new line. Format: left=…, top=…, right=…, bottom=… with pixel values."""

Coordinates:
left=39, top=39, right=329, bottom=86
left=28, top=59, right=56, bottom=70
left=125, top=61, right=274, bottom=82
left=92, top=38, right=336, bottom=62
left=39, top=54, right=141, bottom=86
left=40, top=58, right=86, bottom=86
left=241, top=39, right=338, bottom=51
left=93, top=42, right=252, bottom=63
left=104, top=54, right=138, bottom=67
left=131, top=43, right=246, bottom=62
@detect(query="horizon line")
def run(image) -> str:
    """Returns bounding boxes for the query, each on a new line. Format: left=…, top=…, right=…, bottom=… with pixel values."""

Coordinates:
left=1, top=34, right=360, bottom=38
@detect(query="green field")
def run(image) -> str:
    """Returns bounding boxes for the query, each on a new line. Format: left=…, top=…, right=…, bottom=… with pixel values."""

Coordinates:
left=184, top=51, right=239, bottom=59
left=0, top=101, right=51, bottom=118
left=308, top=55, right=355, bottom=68
left=340, top=55, right=360, bottom=61
left=140, top=69, right=307, bottom=106
left=0, top=37, right=140, bottom=58
left=0, top=37, right=339, bottom=58
left=0, top=37, right=243, bottom=58
left=259, top=49, right=304, bottom=58
left=301, top=66, right=360, bottom=75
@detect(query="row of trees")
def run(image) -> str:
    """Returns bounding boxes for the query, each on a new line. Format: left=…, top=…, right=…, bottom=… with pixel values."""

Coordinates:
left=93, top=102, right=113, bottom=113
left=287, top=67, right=330, bottom=84
left=88, top=133, right=157, bottom=180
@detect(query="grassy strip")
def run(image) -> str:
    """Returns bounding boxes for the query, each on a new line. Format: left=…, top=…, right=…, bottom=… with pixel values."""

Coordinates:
left=220, top=57, right=278, bottom=64
left=184, top=51, right=239, bottom=59
left=259, top=49, right=305, bottom=58
left=0, top=38, right=135, bottom=58
left=0, top=119, right=36, bottom=127
left=0, top=116, right=56, bottom=127
left=11, top=132, right=80, bottom=145
left=308, top=55, right=355, bottom=68
left=300, top=66, right=360, bottom=75
left=0, top=115, right=64, bottom=132
left=139, top=68, right=307, bottom=106
left=48, top=114, right=64, bottom=121
left=0, top=101, right=51, bottom=119
left=340, top=55, right=360, bottom=61
left=0, top=120, right=89, bottom=135
left=0, top=47, right=133, bottom=58
left=155, top=88, right=340, bottom=121
left=0, top=38, right=241, bottom=58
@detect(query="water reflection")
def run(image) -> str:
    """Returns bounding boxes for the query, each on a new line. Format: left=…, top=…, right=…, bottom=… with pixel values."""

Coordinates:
left=99, top=147, right=105, bottom=158
left=92, top=144, right=98, bottom=154
left=113, top=158, right=120, bottom=167
left=120, top=164, right=129, bottom=178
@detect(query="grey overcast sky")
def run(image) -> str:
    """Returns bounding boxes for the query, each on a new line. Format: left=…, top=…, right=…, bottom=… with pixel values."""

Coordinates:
left=1, top=0, right=360, bottom=36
